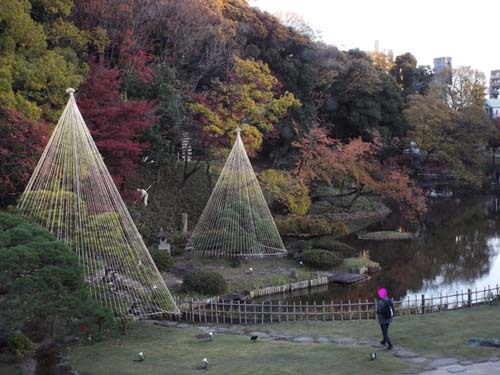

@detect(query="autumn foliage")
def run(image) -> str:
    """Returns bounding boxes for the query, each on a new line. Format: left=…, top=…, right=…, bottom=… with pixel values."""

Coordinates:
left=294, top=127, right=427, bottom=220
left=77, top=62, right=156, bottom=186
left=189, top=57, right=300, bottom=156
left=0, top=107, right=50, bottom=206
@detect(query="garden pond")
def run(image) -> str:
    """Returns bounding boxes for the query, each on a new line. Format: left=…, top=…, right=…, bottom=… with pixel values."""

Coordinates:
left=256, top=196, right=500, bottom=304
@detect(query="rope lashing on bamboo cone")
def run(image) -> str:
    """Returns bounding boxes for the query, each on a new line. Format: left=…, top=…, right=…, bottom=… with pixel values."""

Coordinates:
left=186, top=128, right=287, bottom=258
left=18, top=88, right=179, bottom=318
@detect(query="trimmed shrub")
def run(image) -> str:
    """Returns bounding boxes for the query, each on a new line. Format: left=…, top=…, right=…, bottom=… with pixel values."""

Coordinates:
left=302, top=249, right=343, bottom=269
left=276, top=216, right=348, bottom=237
left=149, top=249, right=174, bottom=272
left=183, top=270, right=227, bottom=296
left=170, top=232, right=189, bottom=255
left=286, top=239, right=313, bottom=252
left=7, top=333, right=33, bottom=354
left=313, top=236, right=357, bottom=256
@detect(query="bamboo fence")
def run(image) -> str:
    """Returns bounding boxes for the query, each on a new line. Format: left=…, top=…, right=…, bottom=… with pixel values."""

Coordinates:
left=163, top=284, right=500, bottom=324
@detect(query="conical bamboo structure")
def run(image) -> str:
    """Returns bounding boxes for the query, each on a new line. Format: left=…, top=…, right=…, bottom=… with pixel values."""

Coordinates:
left=187, top=129, right=287, bottom=258
left=18, top=89, right=179, bottom=318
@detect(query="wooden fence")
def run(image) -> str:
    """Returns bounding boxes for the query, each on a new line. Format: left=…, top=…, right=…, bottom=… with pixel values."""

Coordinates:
left=248, top=277, right=329, bottom=298
left=164, top=285, right=500, bottom=324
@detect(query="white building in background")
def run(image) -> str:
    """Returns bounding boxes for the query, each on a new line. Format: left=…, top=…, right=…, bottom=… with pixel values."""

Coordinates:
left=485, top=99, right=500, bottom=120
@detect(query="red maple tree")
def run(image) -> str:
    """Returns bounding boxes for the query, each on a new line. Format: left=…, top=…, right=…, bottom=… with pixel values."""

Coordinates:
left=0, top=107, right=50, bottom=207
left=120, top=29, right=154, bottom=84
left=77, top=62, right=156, bottom=187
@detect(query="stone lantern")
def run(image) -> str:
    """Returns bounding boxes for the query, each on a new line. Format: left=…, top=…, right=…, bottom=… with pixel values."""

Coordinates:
left=157, top=228, right=171, bottom=254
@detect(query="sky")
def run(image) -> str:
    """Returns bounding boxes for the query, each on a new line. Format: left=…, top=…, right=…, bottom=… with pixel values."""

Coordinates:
left=251, top=0, right=500, bottom=85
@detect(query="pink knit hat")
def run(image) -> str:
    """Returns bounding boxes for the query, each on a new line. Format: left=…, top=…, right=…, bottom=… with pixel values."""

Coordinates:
left=377, top=288, right=388, bottom=298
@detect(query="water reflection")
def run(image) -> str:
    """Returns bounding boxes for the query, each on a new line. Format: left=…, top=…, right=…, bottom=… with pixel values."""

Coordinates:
left=261, top=196, right=500, bottom=304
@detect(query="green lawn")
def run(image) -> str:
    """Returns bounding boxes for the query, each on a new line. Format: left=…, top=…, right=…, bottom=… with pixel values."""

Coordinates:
left=247, top=304, right=500, bottom=359
left=68, top=324, right=408, bottom=375
left=67, top=305, right=500, bottom=375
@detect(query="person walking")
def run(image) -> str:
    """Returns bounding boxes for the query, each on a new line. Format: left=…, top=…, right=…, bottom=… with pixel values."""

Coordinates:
left=376, top=287, right=394, bottom=350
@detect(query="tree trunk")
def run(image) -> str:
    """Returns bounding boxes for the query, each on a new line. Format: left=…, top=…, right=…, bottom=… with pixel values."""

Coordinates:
left=51, top=315, right=56, bottom=337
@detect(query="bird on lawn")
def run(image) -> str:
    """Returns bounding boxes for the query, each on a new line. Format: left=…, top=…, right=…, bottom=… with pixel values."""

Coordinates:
left=195, top=332, right=214, bottom=342
left=196, top=357, right=209, bottom=370
left=370, top=352, right=377, bottom=361
left=250, top=335, right=258, bottom=343
left=133, top=352, right=144, bottom=362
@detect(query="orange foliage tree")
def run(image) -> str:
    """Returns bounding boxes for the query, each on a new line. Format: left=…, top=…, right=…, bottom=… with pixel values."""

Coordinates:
left=294, top=127, right=427, bottom=220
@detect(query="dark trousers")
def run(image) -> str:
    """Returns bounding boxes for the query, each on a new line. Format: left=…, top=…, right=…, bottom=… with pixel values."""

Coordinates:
left=380, top=323, right=392, bottom=346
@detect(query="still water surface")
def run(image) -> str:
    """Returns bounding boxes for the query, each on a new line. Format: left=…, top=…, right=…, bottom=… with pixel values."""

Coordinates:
left=263, top=196, right=500, bottom=303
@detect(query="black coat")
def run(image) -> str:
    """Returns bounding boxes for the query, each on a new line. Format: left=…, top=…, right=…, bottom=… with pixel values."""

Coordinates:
left=376, top=297, right=395, bottom=324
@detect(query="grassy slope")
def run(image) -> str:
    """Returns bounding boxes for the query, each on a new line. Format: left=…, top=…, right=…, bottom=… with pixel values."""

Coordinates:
left=69, top=305, right=500, bottom=375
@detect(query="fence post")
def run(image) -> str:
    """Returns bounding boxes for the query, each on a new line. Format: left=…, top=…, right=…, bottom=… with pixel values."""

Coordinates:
left=230, top=301, right=233, bottom=325
left=468, top=289, right=472, bottom=307
left=215, top=302, right=219, bottom=325
left=223, top=302, right=226, bottom=325
left=190, top=298, right=194, bottom=322
left=322, top=301, right=326, bottom=322
left=261, top=302, right=264, bottom=324
left=238, top=301, right=241, bottom=324
left=421, top=294, right=425, bottom=314
left=278, top=301, right=281, bottom=323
